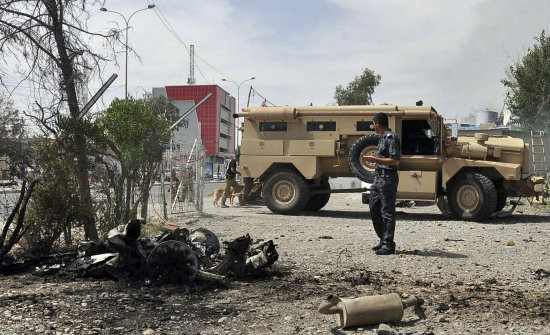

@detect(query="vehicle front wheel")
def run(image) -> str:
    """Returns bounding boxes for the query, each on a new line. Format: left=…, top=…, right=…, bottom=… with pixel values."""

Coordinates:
left=263, top=170, right=310, bottom=214
left=304, top=179, right=331, bottom=211
left=448, top=172, right=497, bottom=222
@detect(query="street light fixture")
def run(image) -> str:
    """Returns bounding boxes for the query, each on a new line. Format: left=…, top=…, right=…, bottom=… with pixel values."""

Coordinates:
left=100, top=4, right=155, bottom=98
left=221, top=76, right=256, bottom=149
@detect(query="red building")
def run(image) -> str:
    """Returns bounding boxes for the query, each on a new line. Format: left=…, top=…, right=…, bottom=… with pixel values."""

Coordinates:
left=153, top=85, right=236, bottom=177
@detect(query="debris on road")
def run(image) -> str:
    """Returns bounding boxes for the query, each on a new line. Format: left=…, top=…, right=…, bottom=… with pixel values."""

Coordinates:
left=207, top=234, right=278, bottom=278
left=246, top=239, right=278, bottom=270
left=1, top=219, right=279, bottom=287
left=0, top=252, right=77, bottom=275
left=318, top=293, right=418, bottom=328
left=535, top=268, right=550, bottom=280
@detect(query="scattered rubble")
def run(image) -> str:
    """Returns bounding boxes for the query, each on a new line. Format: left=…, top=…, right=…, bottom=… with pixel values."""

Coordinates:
left=0, top=194, right=548, bottom=333
left=535, top=269, right=550, bottom=280
left=377, top=323, right=397, bottom=335
left=1, top=219, right=279, bottom=287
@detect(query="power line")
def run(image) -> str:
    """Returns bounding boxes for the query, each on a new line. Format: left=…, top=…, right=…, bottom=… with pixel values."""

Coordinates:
left=147, top=1, right=208, bottom=83
left=148, top=5, right=209, bottom=84
left=250, top=87, right=277, bottom=106
left=147, top=0, right=235, bottom=83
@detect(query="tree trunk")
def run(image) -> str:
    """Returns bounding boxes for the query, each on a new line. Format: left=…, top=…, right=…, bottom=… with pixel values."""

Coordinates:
left=1, top=180, right=38, bottom=256
left=125, top=175, right=132, bottom=221
left=48, top=1, right=98, bottom=242
left=76, top=148, right=98, bottom=242
left=140, top=183, right=149, bottom=219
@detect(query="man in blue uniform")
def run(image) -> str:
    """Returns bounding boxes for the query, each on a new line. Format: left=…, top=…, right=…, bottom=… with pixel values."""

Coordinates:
left=363, top=113, right=401, bottom=255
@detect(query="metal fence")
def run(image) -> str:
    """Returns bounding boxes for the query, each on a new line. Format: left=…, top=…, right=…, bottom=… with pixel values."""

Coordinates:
left=148, top=137, right=205, bottom=225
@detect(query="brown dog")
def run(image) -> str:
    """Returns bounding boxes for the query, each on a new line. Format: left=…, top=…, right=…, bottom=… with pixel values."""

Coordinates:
left=206, top=187, right=237, bottom=206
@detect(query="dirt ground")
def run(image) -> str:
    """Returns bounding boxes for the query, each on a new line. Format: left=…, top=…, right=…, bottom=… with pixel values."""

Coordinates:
left=1, top=193, right=549, bottom=335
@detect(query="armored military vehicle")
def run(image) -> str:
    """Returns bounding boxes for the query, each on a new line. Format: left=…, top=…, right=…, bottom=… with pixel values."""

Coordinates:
left=234, top=105, right=544, bottom=221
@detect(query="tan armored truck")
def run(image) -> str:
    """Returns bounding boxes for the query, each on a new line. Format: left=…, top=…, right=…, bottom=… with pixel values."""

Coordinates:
left=234, top=105, right=544, bottom=221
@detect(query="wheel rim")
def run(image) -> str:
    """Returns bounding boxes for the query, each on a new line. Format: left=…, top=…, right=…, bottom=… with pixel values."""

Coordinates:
left=360, top=145, right=377, bottom=171
left=272, top=180, right=296, bottom=205
left=456, top=184, right=480, bottom=212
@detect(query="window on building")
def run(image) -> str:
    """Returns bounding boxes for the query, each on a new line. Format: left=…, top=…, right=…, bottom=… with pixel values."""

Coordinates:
left=225, top=94, right=232, bottom=109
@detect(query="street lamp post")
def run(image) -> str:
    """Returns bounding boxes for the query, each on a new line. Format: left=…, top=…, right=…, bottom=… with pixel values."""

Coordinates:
left=100, top=5, right=155, bottom=98
left=222, top=77, right=255, bottom=150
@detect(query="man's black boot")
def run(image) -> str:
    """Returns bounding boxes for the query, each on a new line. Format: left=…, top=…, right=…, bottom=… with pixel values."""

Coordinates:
left=375, top=246, right=395, bottom=255
left=371, top=241, right=383, bottom=251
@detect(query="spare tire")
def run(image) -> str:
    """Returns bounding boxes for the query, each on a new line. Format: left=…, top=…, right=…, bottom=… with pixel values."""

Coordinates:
left=348, top=134, right=380, bottom=183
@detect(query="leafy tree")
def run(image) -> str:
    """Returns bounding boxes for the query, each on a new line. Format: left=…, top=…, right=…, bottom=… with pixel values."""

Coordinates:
left=0, top=1, right=119, bottom=241
left=20, top=140, right=81, bottom=254
left=502, top=30, right=550, bottom=130
left=99, top=95, right=181, bottom=223
left=334, top=68, right=381, bottom=105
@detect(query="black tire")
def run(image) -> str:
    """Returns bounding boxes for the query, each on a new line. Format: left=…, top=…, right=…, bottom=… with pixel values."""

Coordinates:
left=263, top=170, right=310, bottom=214
left=304, top=179, right=331, bottom=211
left=495, top=189, right=507, bottom=212
left=243, top=177, right=261, bottom=202
left=362, top=192, right=369, bottom=204
left=348, top=134, right=380, bottom=183
left=436, top=195, right=459, bottom=220
left=493, top=179, right=507, bottom=212
left=448, top=172, right=497, bottom=222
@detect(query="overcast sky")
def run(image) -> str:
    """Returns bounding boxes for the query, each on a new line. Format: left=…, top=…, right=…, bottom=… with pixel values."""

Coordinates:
left=6, top=0, right=550, bottom=121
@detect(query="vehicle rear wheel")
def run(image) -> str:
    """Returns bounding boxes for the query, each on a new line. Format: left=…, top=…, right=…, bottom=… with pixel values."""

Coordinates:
left=304, top=179, right=331, bottom=211
left=348, top=134, right=380, bottom=183
left=263, top=170, right=310, bottom=214
left=448, top=172, right=497, bottom=222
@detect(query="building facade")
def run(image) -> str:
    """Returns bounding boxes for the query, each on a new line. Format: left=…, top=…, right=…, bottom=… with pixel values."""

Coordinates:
left=152, top=85, right=236, bottom=178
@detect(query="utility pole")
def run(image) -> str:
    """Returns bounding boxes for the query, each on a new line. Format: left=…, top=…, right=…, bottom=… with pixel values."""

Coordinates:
left=100, top=5, right=155, bottom=98
left=188, top=45, right=196, bottom=85
left=221, top=77, right=256, bottom=150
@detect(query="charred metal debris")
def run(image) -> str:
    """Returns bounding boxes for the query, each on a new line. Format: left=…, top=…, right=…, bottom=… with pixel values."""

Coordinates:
left=8, top=219, right=279, bottom=286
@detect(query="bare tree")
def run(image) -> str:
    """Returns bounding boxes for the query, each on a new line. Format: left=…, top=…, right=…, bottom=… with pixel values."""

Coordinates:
left=0, top=0, right=120, bottom=241
left=0, top=178, right=39, bottom=260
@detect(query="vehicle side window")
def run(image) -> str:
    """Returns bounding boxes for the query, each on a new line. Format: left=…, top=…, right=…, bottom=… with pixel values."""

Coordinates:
left=307, top=121, right=336, bottom=131
left=259, top=122, right=287, bottom=132
left=356, top=121, right=374, bottom=131
left=401, top=120, right=436, bottom=155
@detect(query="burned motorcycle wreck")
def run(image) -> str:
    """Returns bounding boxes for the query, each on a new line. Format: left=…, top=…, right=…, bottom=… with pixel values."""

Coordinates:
left=67, top=219, right=279, bottom=285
